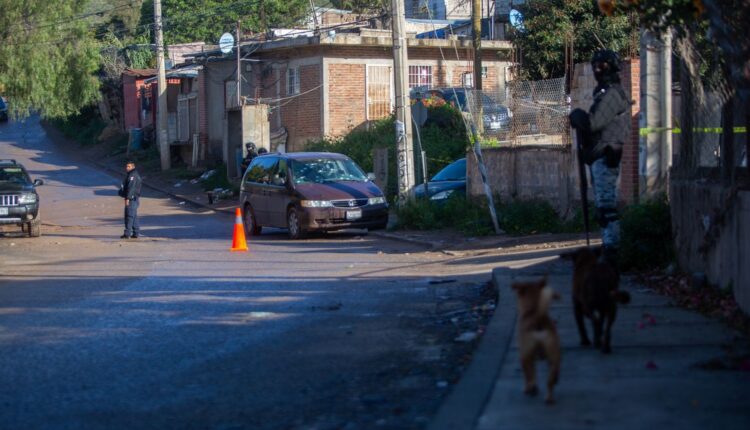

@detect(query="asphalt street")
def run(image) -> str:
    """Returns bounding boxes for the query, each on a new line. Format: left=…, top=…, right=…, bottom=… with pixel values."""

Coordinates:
left=0, top=117, right=559, bottom=429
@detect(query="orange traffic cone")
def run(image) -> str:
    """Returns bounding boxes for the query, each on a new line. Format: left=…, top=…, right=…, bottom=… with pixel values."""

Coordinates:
left=230, top=208, right=248, bottom=252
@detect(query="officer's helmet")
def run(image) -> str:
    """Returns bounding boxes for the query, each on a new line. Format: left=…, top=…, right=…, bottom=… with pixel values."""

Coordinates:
left=590, top=50, right=621, bottom=73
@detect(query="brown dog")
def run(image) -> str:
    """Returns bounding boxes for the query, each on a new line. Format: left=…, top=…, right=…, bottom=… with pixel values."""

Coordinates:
left=563, top=247, right=630, bottom=354
left=511, top=277, right=561, bottom=404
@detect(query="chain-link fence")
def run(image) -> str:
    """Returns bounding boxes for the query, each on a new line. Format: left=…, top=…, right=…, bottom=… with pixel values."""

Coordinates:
left=672, top=34, right=749, bottom=183
left=459, top=78, right=569, bottom=147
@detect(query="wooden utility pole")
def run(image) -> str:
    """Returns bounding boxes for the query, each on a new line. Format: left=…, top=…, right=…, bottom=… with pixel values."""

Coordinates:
left=391, top=0, right=416, bottom=202
left=236, top=21, right=242, bottom=107
left=472, top=0, right=483, bottom=92
left=154, top=0, right=170, bottom=170
left=471, top=0, right=484, bottom=135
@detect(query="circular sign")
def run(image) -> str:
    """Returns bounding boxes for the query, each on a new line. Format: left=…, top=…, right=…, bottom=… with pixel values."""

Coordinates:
left=219, top=33, right=234, bottom=54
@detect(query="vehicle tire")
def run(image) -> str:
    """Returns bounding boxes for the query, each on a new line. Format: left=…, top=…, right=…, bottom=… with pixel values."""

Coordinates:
left=28, top=218, right=41, bottom=238
left=243, top=204, right=262, bottom=236
left=286, top=207, right=306, bottom=240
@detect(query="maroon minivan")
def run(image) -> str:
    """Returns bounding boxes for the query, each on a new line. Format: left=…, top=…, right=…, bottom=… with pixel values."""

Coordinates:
left=239, top=152, right=389, bottom=239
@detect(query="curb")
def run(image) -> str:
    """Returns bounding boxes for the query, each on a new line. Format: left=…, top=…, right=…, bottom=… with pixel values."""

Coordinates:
left=427, top=267, right=518, bottom=430
left=94, top=161, right=236, bottom=215
left=368, top=230, right=440, bottom=249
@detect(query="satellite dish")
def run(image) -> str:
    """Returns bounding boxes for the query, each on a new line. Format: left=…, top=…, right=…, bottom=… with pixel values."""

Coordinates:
left=219, top=33, right=234, bottom=54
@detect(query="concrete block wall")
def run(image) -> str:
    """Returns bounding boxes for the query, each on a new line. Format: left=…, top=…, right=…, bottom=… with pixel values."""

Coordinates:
left=671, top=183, right=750, bottom=314
left=467, top=146, right=575, bottom=216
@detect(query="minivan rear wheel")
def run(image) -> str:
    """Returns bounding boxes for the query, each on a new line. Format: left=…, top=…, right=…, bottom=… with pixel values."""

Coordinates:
left=287, top=207, right=306, bottom=240
left=243, top=204, right=262, bottom=236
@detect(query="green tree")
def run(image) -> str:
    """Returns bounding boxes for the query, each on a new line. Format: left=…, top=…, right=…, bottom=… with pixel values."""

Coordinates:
left=0, top=0, right=102, bottom=119
left=511, top=0, right=638, bottom=80
left=138, top=0, right=309, bottom=45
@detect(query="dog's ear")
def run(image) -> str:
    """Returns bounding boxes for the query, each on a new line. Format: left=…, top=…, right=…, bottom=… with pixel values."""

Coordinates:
left=538, top=275, right=548, bottom=287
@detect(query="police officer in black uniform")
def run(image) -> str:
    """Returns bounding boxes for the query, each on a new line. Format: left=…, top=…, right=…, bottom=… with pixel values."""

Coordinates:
left=119, top=160, right=142, bottom=239
left=240, top=142, right=259, bottom=174
left=569, top=49, right=631, bottom=263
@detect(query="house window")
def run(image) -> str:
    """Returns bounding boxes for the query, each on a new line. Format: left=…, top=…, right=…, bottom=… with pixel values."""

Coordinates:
left=287, top=67, right=300, bottom=95
left=461, top=67, right=489, bottom=88
left=367, top=65, right=392, bottom=120
left=409, top=65, right=432, bottom=89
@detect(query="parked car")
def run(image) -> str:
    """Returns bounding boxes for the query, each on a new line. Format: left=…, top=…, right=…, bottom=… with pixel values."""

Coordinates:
left=0, top=159, right=44, bottom=237
left=240, top=152, right=389, bottom=239
left=0, top=97, right=8, bottom=122
left=414, top=88, right=512, bottom=132
left=411, top=158, right=466, bottom=201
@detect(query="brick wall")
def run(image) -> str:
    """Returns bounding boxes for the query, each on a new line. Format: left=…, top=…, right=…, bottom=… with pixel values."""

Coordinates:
left=621, top=58, right=640, bottom=204
left=279, top=63, right=323, bottom=152
left=197, top=71, right=208, bottom=156
left=122, top=75, right=139, bottom=131
left=328, top=63, right=366, bottom=137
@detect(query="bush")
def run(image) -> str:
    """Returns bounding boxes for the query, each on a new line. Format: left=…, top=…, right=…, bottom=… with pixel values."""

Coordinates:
left=619, top=196, right=674, bottom=270
left=50, top=106, right=107, bottom=146
left=394, top=195, right=494, bottom=236
left=395, top=196, right=596, bottom=237
left=497, top=199, right=563, bottom=235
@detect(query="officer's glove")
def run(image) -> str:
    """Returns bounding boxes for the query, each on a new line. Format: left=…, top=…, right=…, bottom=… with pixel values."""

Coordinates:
left=569, top=108, right=590, bottom=131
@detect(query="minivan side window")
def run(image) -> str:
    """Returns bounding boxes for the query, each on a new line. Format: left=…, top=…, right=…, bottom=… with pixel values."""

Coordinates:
left=244, top=157, right=278, bottom=184
left=272, top=159, right=288, bottom=186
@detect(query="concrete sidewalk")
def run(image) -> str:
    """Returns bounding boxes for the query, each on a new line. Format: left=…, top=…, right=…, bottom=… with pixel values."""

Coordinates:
left=431, top=256, right=750, bottom=430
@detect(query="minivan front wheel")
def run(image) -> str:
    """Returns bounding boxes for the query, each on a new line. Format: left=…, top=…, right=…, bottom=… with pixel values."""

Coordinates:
left=243, top=204, right=262, bottom=236
left=287, top=207, right=306, bottom=240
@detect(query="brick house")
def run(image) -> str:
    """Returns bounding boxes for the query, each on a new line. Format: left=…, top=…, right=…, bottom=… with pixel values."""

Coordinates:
left=122, top=65, right=205, bottom=164
left=190, top=29, right=513, bottom=162
left=122, top=68, right=157, bottom=132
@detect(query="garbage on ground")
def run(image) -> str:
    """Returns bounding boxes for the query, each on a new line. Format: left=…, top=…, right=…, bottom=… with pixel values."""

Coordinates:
left=207, top=187, right=233, bottom=204
left=454, top=331, right=478, bottom=343
left=198, top=169, right=216, bottom=181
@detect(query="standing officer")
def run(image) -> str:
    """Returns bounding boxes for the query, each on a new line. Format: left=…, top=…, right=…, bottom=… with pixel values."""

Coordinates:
left=119, top=160, right=142, bottom=239
left=569, top=49, right=631, bottom=263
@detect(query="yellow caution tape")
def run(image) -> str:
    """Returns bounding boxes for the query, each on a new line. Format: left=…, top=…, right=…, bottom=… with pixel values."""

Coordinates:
left=639, top=126, right=747, bottom=136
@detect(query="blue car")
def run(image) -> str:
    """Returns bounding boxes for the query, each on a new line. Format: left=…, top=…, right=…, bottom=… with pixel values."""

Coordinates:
left=0, top=97, right=8, bottom=122
left=412, top=158, right=466, bottom=201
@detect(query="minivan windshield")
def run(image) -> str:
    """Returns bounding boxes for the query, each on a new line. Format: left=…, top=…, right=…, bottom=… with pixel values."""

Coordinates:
left=291, top=158, right=368, bottom=184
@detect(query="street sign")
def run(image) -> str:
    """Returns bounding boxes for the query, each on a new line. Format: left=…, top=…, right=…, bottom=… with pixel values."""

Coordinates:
left=219, top=33, right=234, bottom=54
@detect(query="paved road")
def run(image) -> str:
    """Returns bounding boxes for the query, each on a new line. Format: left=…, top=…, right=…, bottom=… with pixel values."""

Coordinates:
left=0, top=117, right=554, bottom=429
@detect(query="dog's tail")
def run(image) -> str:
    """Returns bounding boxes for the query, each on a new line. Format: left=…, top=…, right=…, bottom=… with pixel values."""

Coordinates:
left=611, top=290, right=631, bottom=304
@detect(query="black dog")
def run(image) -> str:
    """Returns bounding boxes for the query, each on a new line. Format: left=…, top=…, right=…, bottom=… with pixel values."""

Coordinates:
left=562, top=247, right=630, bottom=353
